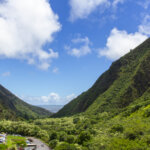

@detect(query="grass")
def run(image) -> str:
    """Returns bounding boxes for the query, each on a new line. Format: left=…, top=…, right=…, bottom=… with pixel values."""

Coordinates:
left=7, top=135, right=26, bottom=148
left=0, top=135, right=26, bottom=150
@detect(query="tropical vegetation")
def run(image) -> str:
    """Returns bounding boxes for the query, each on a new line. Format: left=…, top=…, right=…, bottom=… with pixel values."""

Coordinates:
left=0, top=38, right=150, bottom=149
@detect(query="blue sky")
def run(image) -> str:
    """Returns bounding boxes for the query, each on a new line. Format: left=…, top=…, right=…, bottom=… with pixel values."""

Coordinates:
left=0, top=0, right=149, bottom=105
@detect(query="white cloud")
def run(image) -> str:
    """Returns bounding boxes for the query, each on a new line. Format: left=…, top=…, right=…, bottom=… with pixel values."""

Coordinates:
left=52, top=67, right=59, bottom=74
left=0, top=0, right=61, bottom=70
left=138, top=0, right=150, bottom=9
left=99, top=28, right=147, bottom=60
left=65, top=37, right=92, bottom=57
left=37, top=49, right=59, bottom=70
left=69, top=0, right=128, bottom=21
left=20, top=93, right=76, bottom=105
left=1, top=72, right=11, bottom=77
left=69, top=0, right=109, bottom=21
left=112, top=0, right=124, bottom=7
left=139, top=15, right=150, bottom=35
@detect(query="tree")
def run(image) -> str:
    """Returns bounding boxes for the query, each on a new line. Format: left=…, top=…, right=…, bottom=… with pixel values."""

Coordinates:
left=77, top=131, right=91, bottom=145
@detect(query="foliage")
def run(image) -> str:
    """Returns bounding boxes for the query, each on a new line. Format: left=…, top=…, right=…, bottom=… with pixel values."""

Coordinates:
left=0, top=38, right=150, bottom=150
left=110, top=124, right=124, bottom=133
left=0, top=121, right=49, bottom=142
left=77, top=131, right=91, bottom=145
left=0, top=144, right=8, bottom=150
left=73, top=117, right=80, bottom=124
left=55, top=142, right=80, bottom=150
left=50, top=132, right=58, bottom=140
left=49, top=139, right=58, bottom=149
left=66, top=135, right=75, bottom=144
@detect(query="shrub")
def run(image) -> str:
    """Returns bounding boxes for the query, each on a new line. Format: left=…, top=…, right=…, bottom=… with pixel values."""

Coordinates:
left=37, top=130, right=49, bottom=142
left=55, top=142, right=79, bottom=150
left=108, top=138, right=147, bottom=150
left=90, top=119, right=97, bottom=125
left=50, top=132, right=58, bottom=140
left=125, top=129, right=143, bottom=140
left=14, top=139, right=27, bottom=148
left=49, top=139, right=58, bottom=149
left=77, top=131, right=91, bottom=145
left=110, top=124, right=124, bottom=133
left=83, top=122, right=92, bottom=130
left=10, top=148, right=16, bottom=150
left=59, top=132, right=67, bottom=142
left=66, top=135, right=75, bottom=144
left=0, top=144, right=8, bottom=150
left=126, top=132, right=137, bottom=140
left=141, top=135, right=150, bottom=145
left=143, top=108, right=150, bottom=117
left=130, top=104, right=142, bottom=113
left=89, top=129, right=96, bottom=135
left=73, top=118, right=80, bottom=124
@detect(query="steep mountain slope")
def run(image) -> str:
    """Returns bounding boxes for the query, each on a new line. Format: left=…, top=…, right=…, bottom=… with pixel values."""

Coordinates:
left=54, top=38, right=150, bottom=117
left=0, top=84, right=52, bottom=120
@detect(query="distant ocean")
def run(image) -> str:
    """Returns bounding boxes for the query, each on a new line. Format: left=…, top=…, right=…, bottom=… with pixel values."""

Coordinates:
left=38, top=105, right=64, bottom=113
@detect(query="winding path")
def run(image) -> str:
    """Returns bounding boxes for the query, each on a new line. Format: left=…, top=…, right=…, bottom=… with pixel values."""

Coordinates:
left=27, top=137, right=51, bottom=150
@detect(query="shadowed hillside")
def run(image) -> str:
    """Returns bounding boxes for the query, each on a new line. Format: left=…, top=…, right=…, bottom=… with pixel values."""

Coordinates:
left=0, top=85, right=52, bottom=120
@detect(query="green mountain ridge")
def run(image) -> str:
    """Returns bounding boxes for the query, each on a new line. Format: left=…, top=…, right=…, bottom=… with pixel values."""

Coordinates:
left=54, top=38, right=150, bottom=117
left=0, top=38, right=150, bottom=149
left=0, top=84, right=52, bottom=120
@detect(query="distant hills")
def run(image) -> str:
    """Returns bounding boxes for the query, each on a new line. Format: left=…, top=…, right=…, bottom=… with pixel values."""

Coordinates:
left=54, top=38, right=150, bottom=117
left=0, top=85, right=52, bottom=120
left=38, top=105, right=63, bottom=113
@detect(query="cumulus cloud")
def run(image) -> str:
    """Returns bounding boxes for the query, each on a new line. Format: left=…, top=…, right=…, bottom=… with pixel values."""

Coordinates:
left=139, top=15, right=150, bottom=35
left=65, top=37, right=92, bottom=57
left=41, top=93, right=60, bottom=103
left=112, top=0, right=125, bottom=7
left=99, top=28, right=147, bottom=60
left=1, top=71, right=11, bottom=77
left=20, top=93, right=76, bottom=105
left=69, top=0, right=109, bottom=21
left=0, top=0, right=61, bottom=70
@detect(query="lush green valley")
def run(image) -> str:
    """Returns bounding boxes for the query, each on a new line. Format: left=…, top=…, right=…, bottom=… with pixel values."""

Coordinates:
left=1, top=101, right=150, bottom=149
left=0, top=38, right=149, bottom=149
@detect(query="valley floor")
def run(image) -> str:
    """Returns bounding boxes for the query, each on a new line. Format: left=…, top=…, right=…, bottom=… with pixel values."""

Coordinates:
left=1, top=97, right=150, bottom=150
